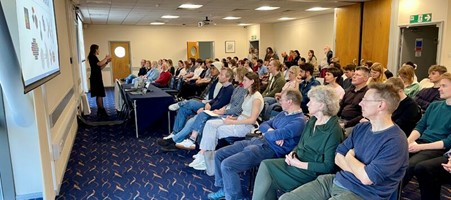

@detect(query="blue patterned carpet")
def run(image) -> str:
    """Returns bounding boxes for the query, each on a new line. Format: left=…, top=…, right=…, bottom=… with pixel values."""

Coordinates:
left=56, top=88, right=450, bottom=200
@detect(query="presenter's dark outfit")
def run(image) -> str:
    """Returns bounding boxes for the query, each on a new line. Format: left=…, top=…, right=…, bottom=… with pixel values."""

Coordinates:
left=88, top=54, right=105, bottom=98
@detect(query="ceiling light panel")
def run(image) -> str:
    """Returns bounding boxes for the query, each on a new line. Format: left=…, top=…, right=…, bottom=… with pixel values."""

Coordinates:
left=223, top=16, right=241, bottom=20
left=306, top=7, right=330, bottom=11
left=255, top=6, right=280, bottom=11
left=178, top=4, right=203, bottom=9
left=161, top=15, right=180, bottom=19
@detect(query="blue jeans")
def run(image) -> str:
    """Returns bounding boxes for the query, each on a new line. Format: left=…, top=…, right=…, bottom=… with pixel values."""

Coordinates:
left=262, top=97, right=278, bottom=121
left=214, top=138, right=275, bottom=200
left=172, top=100, right=205, bottom=133
left=125, top=74, right=137, bottom=84
left=172, top=112, right=220, bottom=143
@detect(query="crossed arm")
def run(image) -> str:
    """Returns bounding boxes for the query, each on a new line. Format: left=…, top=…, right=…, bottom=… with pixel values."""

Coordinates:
left=335, top=149, right=373, bottom=185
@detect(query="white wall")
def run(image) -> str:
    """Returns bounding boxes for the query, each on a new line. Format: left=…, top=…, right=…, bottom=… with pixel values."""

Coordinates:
left=272, top=13, right=335, bottom=61
left=389, top=0, right=451, bottom=72
left=83, top=25, right=248, bottom=86
left=1, top=0, right=80, bottom=199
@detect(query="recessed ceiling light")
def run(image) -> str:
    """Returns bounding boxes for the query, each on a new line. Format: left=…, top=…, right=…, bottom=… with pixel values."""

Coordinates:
left=178, top=4, right=203, bottom=9
left=150, top=22, right=165, bottom=25
left=161, top=15, right=180, bottom=19
left=255, top=6, right=280, bottom=11
left=238, top=23, right=251, bottom=26
left=306, top=7, right=330, bottom=11
left=279, top=17, right=295, bottom=21
left=223, top=16, right=241, bottom=20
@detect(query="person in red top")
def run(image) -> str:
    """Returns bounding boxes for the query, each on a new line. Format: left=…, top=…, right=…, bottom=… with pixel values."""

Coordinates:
left=153, top=62, right=171, bottom=87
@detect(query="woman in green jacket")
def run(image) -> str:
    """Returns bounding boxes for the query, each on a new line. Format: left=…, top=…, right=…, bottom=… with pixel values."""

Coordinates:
left=252, top=85, right=344, bottom=200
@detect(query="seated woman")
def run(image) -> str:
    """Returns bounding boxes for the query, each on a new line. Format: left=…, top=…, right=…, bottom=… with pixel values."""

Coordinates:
left=385, top=77, right=421, bottom=136
left=399, top=65, right=420, bottom=98
left=179, top=72, right=263, bottom=170
left=262, top=66, right=300, bottom=121
left=252, top=85, right=343, bottom=200
left=324, top=67, right=345, bottom=99
left=367, top=62, right=387, bottom=85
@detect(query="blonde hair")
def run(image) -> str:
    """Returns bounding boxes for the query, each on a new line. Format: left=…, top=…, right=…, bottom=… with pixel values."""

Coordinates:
left=368, top=63, right=387, bottom=84
left=398, top=65, right=416, bottom=85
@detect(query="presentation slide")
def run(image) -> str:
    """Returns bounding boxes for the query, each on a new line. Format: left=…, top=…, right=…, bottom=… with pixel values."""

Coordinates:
left=15, top=0, right=59, bottom=90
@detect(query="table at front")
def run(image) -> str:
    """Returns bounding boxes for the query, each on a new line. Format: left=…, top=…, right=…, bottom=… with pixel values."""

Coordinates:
left=125, top=84, right=174, bottom=138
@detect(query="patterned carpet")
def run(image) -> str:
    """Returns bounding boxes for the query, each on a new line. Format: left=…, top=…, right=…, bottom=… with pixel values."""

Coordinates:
left=55, top=88, right=450, bottom=200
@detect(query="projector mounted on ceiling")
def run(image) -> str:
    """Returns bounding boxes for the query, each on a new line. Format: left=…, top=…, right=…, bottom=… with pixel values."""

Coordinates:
left=198, top=16, right=212, bottom=27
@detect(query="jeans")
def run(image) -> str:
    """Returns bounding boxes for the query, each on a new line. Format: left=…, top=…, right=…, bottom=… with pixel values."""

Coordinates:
left=279, top=174, right=363, bottom=200
left=214, top=138, right=275, bottom=200
left=172, top=115, right=196, bottom=143
left=262, top=97, right=279, bottom=121
left=172, top=100, right=205, bottom=133
left=125, top=74, right=137, bottom=84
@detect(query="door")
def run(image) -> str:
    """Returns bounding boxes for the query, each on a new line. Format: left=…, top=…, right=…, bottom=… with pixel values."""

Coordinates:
left=399, top=25, right=439, bottom=80
left=110, top=41, right=131, bottom=81
left=198, top=41, right=214, bottom=60
left=187, top=41, right=199, bottom=59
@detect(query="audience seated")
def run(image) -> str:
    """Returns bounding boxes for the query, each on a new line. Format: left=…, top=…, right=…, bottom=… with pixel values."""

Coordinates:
left=208, top=89, right=305, bottom=200
left=132, top=60, right=160, bottom=85
left=337, top=66, right=369, bottom=134
left=299, top=63, right=321, bottom=114
left=124, top=59, right=147, bottom=84
left=385, top=77, right=421, bottom=136
left=252, top=86, right=343, bottom=200
left=262, top=60, right=286, bottom=98
left=158, top=68, right=244, bottom=152
left=403, top=72, right=451, bottom=190
left=182, top=72, right=263, bottom=172
left=324, top=67, right=345, bottom=99
left=342, top=64, right=356, bottom=91
left=279, top=83, right=408, bottom=200
left=414, top=65, right=448, bottom=112
left=166, top=65, right=231, bottom=138
left=399, top=65, right=420, bottom=98
left=261, top=66, right=300, bottom=121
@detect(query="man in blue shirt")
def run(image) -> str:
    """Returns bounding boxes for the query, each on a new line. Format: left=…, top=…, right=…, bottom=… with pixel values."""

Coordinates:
left=279, top=83, right=408, bottom=200
left=208, top=89, right=306, bottom=200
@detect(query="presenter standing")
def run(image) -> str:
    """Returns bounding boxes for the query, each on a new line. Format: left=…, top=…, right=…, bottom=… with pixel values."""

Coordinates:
left=88, top=44, right=111, bottom=117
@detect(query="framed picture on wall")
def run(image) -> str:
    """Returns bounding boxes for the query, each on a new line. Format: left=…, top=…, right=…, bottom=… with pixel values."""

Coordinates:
left=225, top=41, right=235, bottom=53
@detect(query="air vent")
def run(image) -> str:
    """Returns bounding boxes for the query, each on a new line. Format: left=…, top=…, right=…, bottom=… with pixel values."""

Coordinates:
left=282, top=10, right=296, bottom=12
left=232, top=8, right=251, bottom=12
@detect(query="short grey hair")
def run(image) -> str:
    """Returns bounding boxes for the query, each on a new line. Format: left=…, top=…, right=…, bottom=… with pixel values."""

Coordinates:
left=307, top=85, right=340, bottom=116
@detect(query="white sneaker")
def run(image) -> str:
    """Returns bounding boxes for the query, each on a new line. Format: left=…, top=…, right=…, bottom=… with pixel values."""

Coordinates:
left=192, top=152, right=200, bottom=159
left=168, top=103, right=180, bottom=111
left=189, top=154, right=205, bottom=167
left=192, top=161, right=206, bottom=170
left=163, top=133, right=175, bottom=140
left=175, top=139, right=196, bottom=150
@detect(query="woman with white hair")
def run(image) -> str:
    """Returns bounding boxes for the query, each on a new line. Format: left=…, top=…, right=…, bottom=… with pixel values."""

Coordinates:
left=252, top=85, right=344, bottom=200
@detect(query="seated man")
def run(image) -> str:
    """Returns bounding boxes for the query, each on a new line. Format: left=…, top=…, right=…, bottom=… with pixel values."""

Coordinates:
left=414, top=65, right=447, bottom=112
left=385, top=77, right=421, bottom=136
left=342, top=64, right=356, bottom=91
left=132, top=60, right=159, bottom=85
left=337, top=66, right=370, bottom=135
left=152, top=62, right=171, bottom=88
left=167, top=67, right=233, bottom=139
left=403, top=72, right=451, bottom=189
left=415, top=148, right=451, bottom=199
left=208, top=89, right=306, bottom=200
left=279, top=83, right=408, bottom=200
left=299, top=63, right=321, bottom=114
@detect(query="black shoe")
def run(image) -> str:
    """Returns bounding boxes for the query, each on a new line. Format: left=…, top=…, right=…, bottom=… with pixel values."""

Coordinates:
left=157, top=138, right=175, bottom=147
left=160, top=143, right=178, bottom=152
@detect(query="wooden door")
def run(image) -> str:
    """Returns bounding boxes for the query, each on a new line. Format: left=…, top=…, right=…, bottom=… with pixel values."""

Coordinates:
left=110, top=41, right=131, bottom=81
left=187, top=41, right=199, bottom=59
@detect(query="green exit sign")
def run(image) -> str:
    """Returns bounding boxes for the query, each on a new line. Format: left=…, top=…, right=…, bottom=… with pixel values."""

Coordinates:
left=410, top=13, right=432, bottom=23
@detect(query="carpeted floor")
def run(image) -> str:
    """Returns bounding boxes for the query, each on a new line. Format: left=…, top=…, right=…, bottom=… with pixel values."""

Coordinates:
left=56, top=88, right=450, bottom=200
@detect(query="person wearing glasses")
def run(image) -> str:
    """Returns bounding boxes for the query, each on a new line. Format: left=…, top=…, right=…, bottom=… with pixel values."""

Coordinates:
left=278, top=83, right=408, bottom=200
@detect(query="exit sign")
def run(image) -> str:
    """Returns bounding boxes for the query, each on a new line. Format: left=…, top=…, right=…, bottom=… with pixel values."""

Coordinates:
left=410, top=13, right=432, bottom=23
